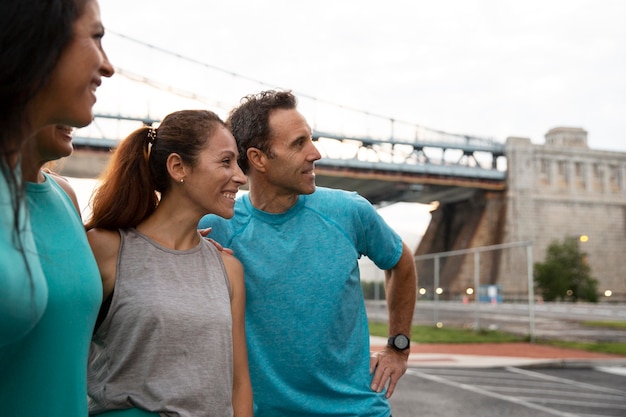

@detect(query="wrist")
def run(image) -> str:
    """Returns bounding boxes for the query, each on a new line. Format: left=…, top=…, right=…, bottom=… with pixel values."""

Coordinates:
left=387, top=333, right=410, bottom=351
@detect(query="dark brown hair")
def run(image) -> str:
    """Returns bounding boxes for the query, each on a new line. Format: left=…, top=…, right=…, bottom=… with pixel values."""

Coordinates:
left=227, top=90, right=297, bottom=174
left=0, top=0, right=87, bottom=263
left=86, top=109, right=225, bottom=231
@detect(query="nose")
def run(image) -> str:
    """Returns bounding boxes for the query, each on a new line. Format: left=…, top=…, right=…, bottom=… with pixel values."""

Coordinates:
left=100, top=49, right=114, bottom=78
left=233, top=163, right=247, bottom=186
left=308, top=141, right=322, bottom=161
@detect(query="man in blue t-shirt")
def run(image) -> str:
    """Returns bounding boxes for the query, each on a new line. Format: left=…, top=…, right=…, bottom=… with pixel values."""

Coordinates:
left=199, top=90, right=417, bottom=417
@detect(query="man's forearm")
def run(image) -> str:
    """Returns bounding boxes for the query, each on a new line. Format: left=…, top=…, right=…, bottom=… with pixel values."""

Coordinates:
left=385, top=242, right=417, bottom=336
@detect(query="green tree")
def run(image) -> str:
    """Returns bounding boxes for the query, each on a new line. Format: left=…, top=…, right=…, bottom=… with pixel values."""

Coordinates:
left=534, top=236, right=598, bottom=302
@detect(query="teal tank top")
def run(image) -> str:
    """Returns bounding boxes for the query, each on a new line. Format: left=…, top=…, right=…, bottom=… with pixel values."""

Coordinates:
left=0, top=173, right=102, bottom=416
left=0, top=164, right=47, bottom=348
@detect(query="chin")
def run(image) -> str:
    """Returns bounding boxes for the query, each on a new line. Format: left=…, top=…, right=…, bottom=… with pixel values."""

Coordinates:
left=302, top=184, right=316, bottom=195
left=67, top=109, right=95, bottom=128
left=73, top=117, right=93, bottom=128
left=60, top=149, right=73, bottom=158
left=217, top=209, right=235, bottom=219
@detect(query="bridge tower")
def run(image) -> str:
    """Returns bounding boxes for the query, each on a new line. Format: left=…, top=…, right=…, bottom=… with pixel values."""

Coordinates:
left=419, top=127, right=626, bottom=301
left=500, top=128, right=626, bottom=301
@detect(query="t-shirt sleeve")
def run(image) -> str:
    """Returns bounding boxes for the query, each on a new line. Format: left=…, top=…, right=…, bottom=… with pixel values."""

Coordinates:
left=350, top=193, right=403, bottom=270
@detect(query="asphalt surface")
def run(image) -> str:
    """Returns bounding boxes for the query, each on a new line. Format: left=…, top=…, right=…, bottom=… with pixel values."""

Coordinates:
left=367, top=300, right=626, bottom=416
left=389, top=366, right=626, bottom=417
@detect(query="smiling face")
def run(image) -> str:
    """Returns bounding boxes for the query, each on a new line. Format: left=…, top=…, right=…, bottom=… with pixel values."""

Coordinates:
left=20, top=124, right=75, bottom=182
left=262, top=108, right=321, bottom=198
left=29, top=0, right=114, bottom=129
left=184, top=125, right=247, bottom=219
left=33, top=125, right=74, bottom=162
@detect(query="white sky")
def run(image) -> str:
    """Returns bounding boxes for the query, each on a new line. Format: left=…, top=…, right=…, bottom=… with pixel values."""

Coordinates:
left=73, top=0, right=626, bottom=258
left=89, top=0, right=626, bottom=152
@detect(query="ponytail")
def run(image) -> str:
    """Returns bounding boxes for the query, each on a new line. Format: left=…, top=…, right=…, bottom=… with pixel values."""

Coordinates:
left=86, top=127, right=157, bottom=230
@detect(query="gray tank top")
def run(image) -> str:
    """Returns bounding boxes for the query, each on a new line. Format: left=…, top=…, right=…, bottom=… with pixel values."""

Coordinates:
left=88, top=228, right=233, bottom=417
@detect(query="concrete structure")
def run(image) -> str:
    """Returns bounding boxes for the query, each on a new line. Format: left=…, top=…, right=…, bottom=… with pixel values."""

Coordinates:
left=417, top=127, right=626, bottom=301
left=502, top=128, right=625, bottom=301
left=53, top=148, right=111, bottom=179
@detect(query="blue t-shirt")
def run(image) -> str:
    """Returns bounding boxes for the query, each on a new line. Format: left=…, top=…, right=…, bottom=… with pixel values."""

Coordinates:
left=0, top=165, right=47, bottom=350
left=199, top=187, right=402, bottom=417
left=0, top=173, right=102, bottom=416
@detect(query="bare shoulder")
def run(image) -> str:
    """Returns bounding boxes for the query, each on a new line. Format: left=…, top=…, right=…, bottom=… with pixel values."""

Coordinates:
left=220, top=251, right=244, bottom=276
left=46, top=169, right=70, bottom=186
left=87, top=228, right=121, bottom=258
left=87, top=228, right=121, bottom=298
left=220, top=252, right=245, bottom=303
left=46, top=170, right=80, bottom=213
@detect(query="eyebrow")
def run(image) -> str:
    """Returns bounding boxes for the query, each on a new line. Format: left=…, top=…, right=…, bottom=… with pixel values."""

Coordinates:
left=92, top=22, right=105, bottom=32
left=218, top=150, right=237, bottom=158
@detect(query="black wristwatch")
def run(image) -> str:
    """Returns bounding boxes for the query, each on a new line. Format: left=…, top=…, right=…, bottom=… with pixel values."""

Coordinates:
left=387, top=333, right=410, bottom=351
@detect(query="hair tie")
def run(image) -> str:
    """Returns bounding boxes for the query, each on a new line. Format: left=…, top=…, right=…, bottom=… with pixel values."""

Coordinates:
left=147, top=127, right=157, bottom=145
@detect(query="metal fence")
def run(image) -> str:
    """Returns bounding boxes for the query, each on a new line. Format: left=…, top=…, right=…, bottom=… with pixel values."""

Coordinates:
left=413, top=241, right=537, bottom=342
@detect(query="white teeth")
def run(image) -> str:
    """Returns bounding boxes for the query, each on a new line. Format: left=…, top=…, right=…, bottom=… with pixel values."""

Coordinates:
left=223, top=193, right=236, bottom=200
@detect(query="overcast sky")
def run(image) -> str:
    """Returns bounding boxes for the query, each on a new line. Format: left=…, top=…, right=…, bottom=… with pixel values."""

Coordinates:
left=90, top=0, right=626, bottom=153
left=82, top=0, right=626, bottom=248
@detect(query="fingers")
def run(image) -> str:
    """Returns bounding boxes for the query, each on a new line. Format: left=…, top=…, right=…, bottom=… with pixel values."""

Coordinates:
left=369, top=352, right=379, bottom=374
left=199, top=229, right=235, bottom=254
left=199, top=227, right=212, bottom=237
left=385, top=374, right=399, bottom=398
left=208, top=238, right=225, bottom=251
left=369, top=351, right=407, bottom=399
left=371, top=365, right=403, bottom=398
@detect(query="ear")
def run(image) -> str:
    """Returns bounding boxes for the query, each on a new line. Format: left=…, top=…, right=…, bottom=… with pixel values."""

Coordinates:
left=166, top=153, right=186, bottom=183
left=247, top=147, right=267, bottom=173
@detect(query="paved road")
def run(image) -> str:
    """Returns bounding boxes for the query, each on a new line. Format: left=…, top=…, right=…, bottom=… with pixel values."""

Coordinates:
left=390, top=366, right=626, bottom=417
left=366, top=300, right=626, bottom=342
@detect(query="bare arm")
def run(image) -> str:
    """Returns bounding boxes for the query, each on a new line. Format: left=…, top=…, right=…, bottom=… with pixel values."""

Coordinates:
left=221, top=252, right=253, bottom=417
left=86, top=228, right=121, bottom=300
left=369, top=241, right=417, bottom=398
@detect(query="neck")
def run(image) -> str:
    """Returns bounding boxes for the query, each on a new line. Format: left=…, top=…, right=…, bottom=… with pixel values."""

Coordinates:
left=19, top=137, right=47, bottom=183
left=20, top=158, right=45, bottom=183
left=137, top=195, right=203, bottom=250
left=248, top=185, right=299, bottom=214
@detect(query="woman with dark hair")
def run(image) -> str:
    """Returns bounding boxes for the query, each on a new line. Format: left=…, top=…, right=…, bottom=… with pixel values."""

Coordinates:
left=86, top=110, right=252, bottom=417
left=0, top=0, right=114, bottom=415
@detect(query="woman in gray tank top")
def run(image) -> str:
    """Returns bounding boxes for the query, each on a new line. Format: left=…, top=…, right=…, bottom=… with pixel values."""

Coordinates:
left=84, top=110, right=252, bottom=417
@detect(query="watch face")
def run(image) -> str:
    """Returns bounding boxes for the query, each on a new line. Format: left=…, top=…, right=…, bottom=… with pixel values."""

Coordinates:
left=394, top=334, right=409, bottom=350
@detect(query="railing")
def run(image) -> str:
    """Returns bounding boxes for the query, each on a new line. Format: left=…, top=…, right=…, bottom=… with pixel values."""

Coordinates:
left=414, top=241, right=536, bottom=343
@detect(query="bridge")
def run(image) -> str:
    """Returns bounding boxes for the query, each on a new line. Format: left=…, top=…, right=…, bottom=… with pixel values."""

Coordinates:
left=63, top=114, right=626, bottom=302
left=69, top=113, right=507, bottom=206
